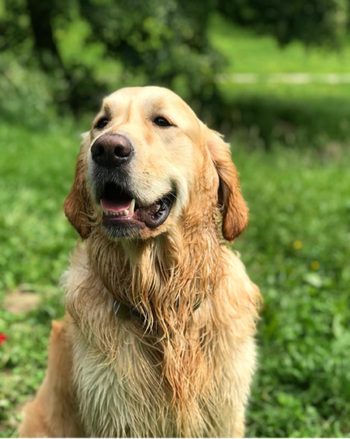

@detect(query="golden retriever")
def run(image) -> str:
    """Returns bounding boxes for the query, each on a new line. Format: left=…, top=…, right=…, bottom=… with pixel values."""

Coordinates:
left=19, top=86, right=260, bottom=438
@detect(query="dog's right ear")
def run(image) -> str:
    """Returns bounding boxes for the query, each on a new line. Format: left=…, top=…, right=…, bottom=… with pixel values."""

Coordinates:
left=64, top=135, right=91, bottom=239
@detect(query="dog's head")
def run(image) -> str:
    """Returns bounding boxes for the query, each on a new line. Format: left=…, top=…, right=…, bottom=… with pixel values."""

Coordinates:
left=64, top=86, right=248, bottom=241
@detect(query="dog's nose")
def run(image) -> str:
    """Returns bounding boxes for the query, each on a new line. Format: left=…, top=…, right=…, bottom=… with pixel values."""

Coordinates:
left=91, top=134, right=133, bottom=168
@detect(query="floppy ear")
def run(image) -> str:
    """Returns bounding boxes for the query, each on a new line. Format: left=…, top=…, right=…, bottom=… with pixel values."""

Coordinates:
left=206, top=129, right=248, bottom=242
left=64, top=139, right=91, bottom=239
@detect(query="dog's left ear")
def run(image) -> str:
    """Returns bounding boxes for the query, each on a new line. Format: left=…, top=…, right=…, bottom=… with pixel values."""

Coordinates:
left=206, top=128, right=248, bottom=242
left=64, top=137, right=91, bottom=239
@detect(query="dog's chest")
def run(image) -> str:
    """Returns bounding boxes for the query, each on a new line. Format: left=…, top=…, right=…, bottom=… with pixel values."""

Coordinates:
left=72, top=331, right=173, bottom=438
left=71, top=321, right=257, bottom=438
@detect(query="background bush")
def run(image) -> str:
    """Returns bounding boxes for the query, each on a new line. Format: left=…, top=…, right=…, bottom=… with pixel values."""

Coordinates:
left=1, top=0, right=350, bottom=128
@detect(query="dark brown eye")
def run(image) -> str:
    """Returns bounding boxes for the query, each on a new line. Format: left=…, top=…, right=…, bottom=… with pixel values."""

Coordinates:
left=153, top=116, right=172, bottom=127
left=95, top=117, right=109, bottom=129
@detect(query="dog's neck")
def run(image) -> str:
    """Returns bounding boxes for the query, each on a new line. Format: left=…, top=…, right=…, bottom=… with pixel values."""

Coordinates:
left=82, top=217, right=224, bottom=414
left=86, top=213, right=222, bottom=329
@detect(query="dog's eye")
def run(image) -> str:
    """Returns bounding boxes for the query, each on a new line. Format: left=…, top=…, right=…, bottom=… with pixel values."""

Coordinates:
left=153, top=116, right=172, bottom=127
left=95, top=117, right=110, bottom=129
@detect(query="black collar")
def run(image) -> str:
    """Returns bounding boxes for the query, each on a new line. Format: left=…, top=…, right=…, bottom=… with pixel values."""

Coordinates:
left=113, top=298, right=203, bottom=323
left=113, top=300, right=145, bottom=321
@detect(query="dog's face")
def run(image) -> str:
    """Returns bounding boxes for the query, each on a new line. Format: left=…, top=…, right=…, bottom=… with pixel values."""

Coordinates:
left=64, top=86, right=248, bottom=241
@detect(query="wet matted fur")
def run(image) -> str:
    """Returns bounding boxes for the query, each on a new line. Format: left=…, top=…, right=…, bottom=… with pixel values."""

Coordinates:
left=19, top=86, right=261, bottom=438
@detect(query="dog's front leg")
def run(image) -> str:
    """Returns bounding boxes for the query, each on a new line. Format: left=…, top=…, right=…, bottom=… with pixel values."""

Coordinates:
left=19, top=317, right=84, bottom=438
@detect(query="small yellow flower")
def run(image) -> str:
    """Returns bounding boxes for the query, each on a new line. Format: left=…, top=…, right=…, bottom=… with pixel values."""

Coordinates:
left=311, top=261, right=320, bottom=270
left=293, top=240, right=303, bottom=250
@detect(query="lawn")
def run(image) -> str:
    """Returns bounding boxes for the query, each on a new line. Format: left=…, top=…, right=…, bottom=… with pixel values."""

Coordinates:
left=1, top=119, right=350, bottom=437
left=210, top=14, right=350, bottom=75
left=210, top=14, right=350, bottom=149
left=234, top=146, right=350, bottom=437
left=1, top=17, right=350, bottom=438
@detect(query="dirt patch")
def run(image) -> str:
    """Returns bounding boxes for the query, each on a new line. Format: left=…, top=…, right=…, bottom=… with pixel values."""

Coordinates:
left=3, top=288, right=40, bottom=314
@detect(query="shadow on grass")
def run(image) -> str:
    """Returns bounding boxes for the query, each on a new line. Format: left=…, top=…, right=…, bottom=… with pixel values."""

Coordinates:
left=214, top=94, right=350, bottom=149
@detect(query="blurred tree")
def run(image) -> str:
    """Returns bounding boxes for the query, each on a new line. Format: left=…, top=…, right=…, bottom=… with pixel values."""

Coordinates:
left=0, top=0, right=223, bottom=117
left=0, top=0, right=349, bottom=119
left=26, top=0, right=64, bottom=74
left=75, top=0, right=223, bottom=116
left=217, top=0, right=349, bottom=46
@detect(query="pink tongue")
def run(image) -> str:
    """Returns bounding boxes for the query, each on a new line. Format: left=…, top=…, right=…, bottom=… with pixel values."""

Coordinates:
left=101, top=198, right=132, bottom=213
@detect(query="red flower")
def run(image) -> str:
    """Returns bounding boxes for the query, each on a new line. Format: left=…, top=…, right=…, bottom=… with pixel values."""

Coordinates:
left=0, top=333, right=7, bottom=345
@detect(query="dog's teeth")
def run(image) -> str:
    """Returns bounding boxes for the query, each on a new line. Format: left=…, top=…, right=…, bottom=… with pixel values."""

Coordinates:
left=129, top=199, right=135, bottom=214
left=103, top=208, right=132, bottom=217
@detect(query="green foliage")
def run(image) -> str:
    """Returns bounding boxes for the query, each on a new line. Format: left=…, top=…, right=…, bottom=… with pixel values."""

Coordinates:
left=75, top=0, right=223, bottom=114
left=0, top=0, right=223, bottom=116
left=0, top=56, right=56, bottom=127
left=2, top=0, right=350, bottom=122
left=218, top=0, right=349, bottom=46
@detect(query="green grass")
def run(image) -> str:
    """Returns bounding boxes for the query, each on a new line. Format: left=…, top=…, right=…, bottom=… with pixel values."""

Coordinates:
left=210, top=14, right=350, bottom=74
left=209, top=15, right=350, bottom=148
left=0, top=122, right=80, bottom=297
left=1, top=121, right=350, bottom=437
left=233, top=146, right=350, bottom=437
left=0, top=122, right=78, bottom=436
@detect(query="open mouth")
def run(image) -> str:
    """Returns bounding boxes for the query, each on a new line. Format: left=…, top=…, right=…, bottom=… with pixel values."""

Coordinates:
left=99, top=182, right=175, bottom=231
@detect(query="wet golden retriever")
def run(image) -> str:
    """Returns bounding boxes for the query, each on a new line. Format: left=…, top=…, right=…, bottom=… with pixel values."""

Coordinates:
left=19, top=86, right=260, bottom=438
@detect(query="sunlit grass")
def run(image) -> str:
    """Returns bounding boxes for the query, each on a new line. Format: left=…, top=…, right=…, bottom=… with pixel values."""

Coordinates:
left=210, top=14, right=350, bottom=74
left=209, top=15, right=350, bottom=148
left=1, top=121, right=350, bottom=436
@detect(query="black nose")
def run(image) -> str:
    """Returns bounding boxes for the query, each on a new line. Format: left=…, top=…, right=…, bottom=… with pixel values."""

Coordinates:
left=91, top=134, right=133, bottom=168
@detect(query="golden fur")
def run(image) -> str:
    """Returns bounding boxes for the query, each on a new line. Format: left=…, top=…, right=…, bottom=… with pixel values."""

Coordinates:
left=19, top=86, right=261, bottom=438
